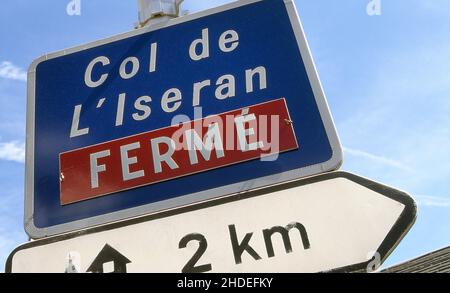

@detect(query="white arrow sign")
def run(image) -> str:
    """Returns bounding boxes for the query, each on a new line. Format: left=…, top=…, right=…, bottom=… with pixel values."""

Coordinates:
left=6, top=172, right=416, bottom=273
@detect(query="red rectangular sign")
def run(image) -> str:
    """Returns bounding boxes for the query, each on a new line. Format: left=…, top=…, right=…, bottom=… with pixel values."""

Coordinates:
left=60, top=98, right=298, bottom=205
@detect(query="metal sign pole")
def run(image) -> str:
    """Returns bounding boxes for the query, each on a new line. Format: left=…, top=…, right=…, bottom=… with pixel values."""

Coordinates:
left=136, top=0, right=184, bottom=28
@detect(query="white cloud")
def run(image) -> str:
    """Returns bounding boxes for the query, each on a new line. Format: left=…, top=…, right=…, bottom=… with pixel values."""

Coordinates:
left=0, top=141, right=25, bottom=163
left=414, top=195, right=450, bottom=208
left=0, top=61, right=27, bottom=82
left=343, top=147, right=412, bottom=172
left=0, top=231, right=25, bottom=273
left=0, top=190, right=27, bottom=273
left=335, top=40, right=450, bottom=192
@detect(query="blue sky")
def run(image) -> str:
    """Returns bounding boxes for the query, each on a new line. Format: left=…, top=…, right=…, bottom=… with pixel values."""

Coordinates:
left=1, top=0, right=450, bottom=271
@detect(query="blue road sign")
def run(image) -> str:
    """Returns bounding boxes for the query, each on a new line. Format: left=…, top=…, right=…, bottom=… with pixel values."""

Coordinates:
left=25, top=0, right=342, bottom=238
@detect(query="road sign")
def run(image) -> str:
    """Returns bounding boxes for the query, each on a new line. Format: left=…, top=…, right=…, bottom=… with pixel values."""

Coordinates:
left=25, top=0, right=342, bottom=238
left=59, top=98, right=298, bottom=205
left=9, top=172, right=416, bottom=273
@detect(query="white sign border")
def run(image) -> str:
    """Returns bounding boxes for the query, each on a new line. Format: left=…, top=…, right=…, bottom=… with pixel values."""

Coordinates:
left=24, top=0, right=343, bottom=239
